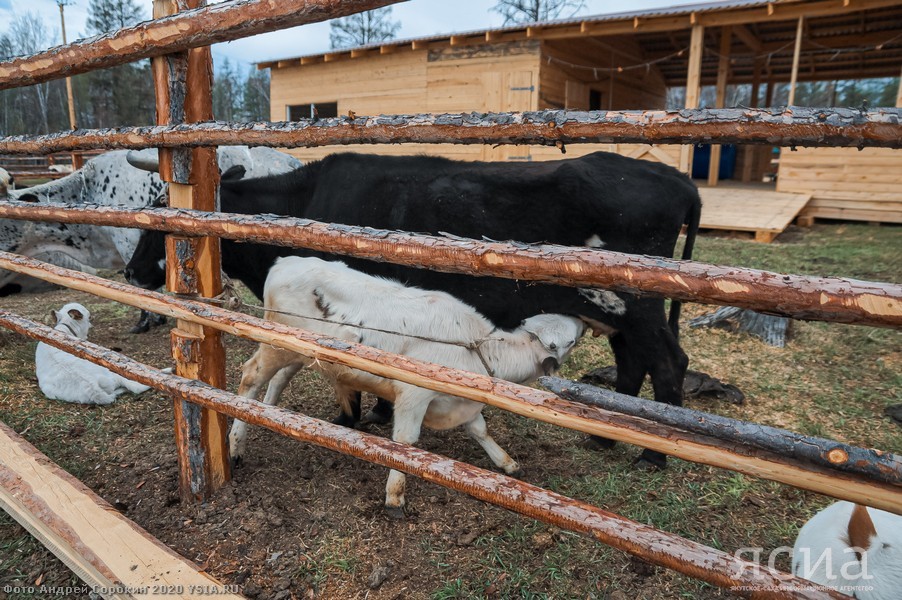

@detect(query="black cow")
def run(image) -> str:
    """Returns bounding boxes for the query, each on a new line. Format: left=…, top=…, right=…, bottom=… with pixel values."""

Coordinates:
left=125, top=151, right=701, bottom=469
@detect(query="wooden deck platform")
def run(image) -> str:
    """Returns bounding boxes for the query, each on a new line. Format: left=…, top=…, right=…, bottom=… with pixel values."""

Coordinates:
left=698, top=183, right=812, bottom=243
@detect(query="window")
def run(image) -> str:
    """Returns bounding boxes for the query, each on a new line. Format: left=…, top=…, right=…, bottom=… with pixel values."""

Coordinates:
left=287, top=102, right=338, bottom=120
left=589, top=89, right=603, bottom=111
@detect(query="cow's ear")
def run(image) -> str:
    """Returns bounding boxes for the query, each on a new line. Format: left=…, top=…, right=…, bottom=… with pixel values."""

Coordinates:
left=221, top=165, right=246, bottom=182
left=67, top=308, right=84, bottom=321
left=50, top=309, right=61, bottom=324
left=151, top=193, right=168, bottom=208
left=848, top=504, right=877, bottom=558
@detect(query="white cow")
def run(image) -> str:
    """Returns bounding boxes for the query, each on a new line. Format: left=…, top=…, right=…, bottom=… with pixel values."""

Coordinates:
left=230, top=256, right=586, bottom=517
left=35, top=302, right=171, bottom=404
left=792, top=501, right=901, bottom=599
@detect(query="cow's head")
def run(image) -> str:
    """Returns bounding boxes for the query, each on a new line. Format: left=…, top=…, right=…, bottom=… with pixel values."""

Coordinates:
left=520, top=314, right=586, bottom=376
left=52, top=302, right=92, bottom=340
left=124, top=165, right=245, bottom=290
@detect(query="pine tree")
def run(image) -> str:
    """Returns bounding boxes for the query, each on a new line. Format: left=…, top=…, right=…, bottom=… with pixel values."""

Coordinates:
left=491, top=0, right=586, bottom=25
left=329, top=7, right=401, bottom=49
left=85, top=0, right=154, bottom=127
left=1, top=13, right=69, bottom=134
left=242, top=69, right=270, bottom=121
left=213, top=59, right=242, bottom=122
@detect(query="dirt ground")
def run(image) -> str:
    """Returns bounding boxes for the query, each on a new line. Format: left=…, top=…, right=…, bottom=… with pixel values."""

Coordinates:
left=0, top=224, right=899, bottom=600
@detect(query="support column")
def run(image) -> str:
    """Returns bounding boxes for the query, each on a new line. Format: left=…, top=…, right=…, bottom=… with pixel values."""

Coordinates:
left=152, top=0, right=229, bottom=503
left=896, top=65, right=902, bottom=108
left=679, top=24, right=705, bottom=176
left=708, top=26, right=731, bottom=187
left=787, top=16, right=804, bottom=106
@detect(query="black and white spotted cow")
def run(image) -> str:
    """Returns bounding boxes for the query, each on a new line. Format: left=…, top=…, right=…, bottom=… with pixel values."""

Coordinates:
left=0, top=147, right=301, bottom=329
left=126, top=151, right=701, bottom=468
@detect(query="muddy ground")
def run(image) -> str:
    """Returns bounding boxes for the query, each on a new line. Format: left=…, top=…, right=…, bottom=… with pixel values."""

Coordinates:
left=0, top=224, right=899, bottom=600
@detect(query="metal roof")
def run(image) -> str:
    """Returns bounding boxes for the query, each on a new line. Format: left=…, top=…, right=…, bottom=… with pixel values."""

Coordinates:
left=258, top=0, right=802, bottom=67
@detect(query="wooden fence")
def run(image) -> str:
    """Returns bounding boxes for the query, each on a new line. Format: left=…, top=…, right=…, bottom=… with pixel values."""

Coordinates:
left=0, top=0, right=899, bottom=598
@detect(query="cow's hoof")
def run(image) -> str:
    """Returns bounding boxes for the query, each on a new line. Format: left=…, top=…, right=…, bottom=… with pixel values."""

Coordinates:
left=231, top=455, right=244, bottom=469
left=332, top=412, right=357, bottom=428
left=384, top=505, right=406, bottom=520
left=362, top=409, right=392, bottom=425
left=129, top=322, right=151, bottom=334
left=506, top=466, right=524, bottom=478
left=582, top=435, right=617, bottom=451
left=633, top=455, right=667, bottom=472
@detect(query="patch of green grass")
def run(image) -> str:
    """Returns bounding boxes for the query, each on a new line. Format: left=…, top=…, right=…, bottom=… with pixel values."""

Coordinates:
left=694, top=223, right=901, bottom=282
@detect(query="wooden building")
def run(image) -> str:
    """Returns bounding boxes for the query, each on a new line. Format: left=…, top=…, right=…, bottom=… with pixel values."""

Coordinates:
left=260, top=0, right=902, bottom=225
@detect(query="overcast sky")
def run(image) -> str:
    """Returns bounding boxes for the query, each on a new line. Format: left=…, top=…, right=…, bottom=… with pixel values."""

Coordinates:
left=0, top=0, right=702, bottom=69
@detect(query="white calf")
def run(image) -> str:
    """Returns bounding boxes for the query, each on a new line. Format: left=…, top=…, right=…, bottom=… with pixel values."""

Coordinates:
left=792, top=501, right=901, bottom=599
left=35, top=303, right=167, bottom=405
left=230, top=257, right=585, bottom=516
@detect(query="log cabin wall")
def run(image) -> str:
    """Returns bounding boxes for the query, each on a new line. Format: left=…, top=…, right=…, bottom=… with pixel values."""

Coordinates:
left=269, top=37, right=680, bottom=167
left=777, top=148, right=902, bottom=224
left=530, top=37, right=679, bottom=166
left=270, top=41, right=543, bottom=163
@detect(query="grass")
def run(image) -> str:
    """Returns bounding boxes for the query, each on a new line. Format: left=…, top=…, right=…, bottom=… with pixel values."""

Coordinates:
left=0, top=222, right=898, bottom=599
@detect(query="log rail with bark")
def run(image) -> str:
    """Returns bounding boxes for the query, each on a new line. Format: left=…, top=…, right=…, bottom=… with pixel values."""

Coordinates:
left=0, top=201, right=898, bottom=329
left=0, top=250, right=899, bottom=515
left=541, top=377, right=902, bottom=485
left=0, top=109, right=899, bottom=155
left=0, top=310, right=849, bottom=600
left=0, top=0, right=404, bottom=91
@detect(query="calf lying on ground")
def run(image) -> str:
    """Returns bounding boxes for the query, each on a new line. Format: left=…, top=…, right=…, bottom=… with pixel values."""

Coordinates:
left=35, top=303, right=169, bottom=405
left=792, top=501, right=901, bottom=599
left=230, top=257, right=585, bottom=517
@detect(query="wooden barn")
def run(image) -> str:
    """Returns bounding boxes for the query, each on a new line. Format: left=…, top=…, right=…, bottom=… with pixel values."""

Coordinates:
left=260, top=0, right=902, bottom=232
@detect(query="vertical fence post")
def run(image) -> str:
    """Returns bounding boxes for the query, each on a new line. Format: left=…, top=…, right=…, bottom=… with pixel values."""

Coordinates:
left=151, top=0, right=230, bottom=502
left=678, top=23, right=704, bottom=176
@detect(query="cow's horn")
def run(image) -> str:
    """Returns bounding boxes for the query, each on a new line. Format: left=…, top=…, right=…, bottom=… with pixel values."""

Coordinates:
left=126, top=150, right=160, bottom=173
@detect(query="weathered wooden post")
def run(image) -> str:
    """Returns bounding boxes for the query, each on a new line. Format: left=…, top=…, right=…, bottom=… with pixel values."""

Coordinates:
left=678, top=23, right=704, bottom=176
left=707, top=25, right=731, bottom=187
left=151, top=0, right=230, bottom=502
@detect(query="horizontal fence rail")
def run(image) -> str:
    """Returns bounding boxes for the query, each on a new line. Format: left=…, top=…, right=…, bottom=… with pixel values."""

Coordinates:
left=0, top=0, right=404, bottom=91
left=540, top=377, right=902, bottom=485
left=0, top=201, right=899, bottom=329
left=0, top=251, right=899, bottom=514
left=0, top=109, right=899, bottom=155
left=0, top=311, right=847, bottom=600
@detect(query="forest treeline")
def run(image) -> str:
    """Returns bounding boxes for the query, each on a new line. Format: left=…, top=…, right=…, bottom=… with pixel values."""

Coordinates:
left=0, top=2, right=269, bottom=136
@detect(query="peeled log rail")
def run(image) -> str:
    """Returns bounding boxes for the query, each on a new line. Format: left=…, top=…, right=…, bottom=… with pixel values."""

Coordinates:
left=0, top=109, right=900, bottom=154
left=0, top=252, right=899, bottom=515
left=541, top=377, right=902, bottom=486
left=0, top=201, right=899, bottom=329
left=0, top=0, right=404, bottom=90
left=0, top=313, right=847, bottom=600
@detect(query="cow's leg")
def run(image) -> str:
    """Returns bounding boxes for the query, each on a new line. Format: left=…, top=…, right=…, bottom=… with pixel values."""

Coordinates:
left=363, top=397, right=394, bottom=425
left=384, top=389, right=430, bottom=519
left=637, top=325, right=688, bottom=469
left=130, top=307, right=167, bottom=334
left=334, top=395, right=392, bottom=427
left=231, top=345, right=305, bottom=465
left=585, top=331, right=646, bottom=451
left=332, top=386, right=362, bottom=427
left=622, top=298, right=687, bottom=470
left=465, top=412, right=519, bottom=475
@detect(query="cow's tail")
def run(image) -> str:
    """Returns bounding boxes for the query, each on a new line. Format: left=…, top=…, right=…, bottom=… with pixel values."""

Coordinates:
left=668, top=191, right=701, bottom=339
